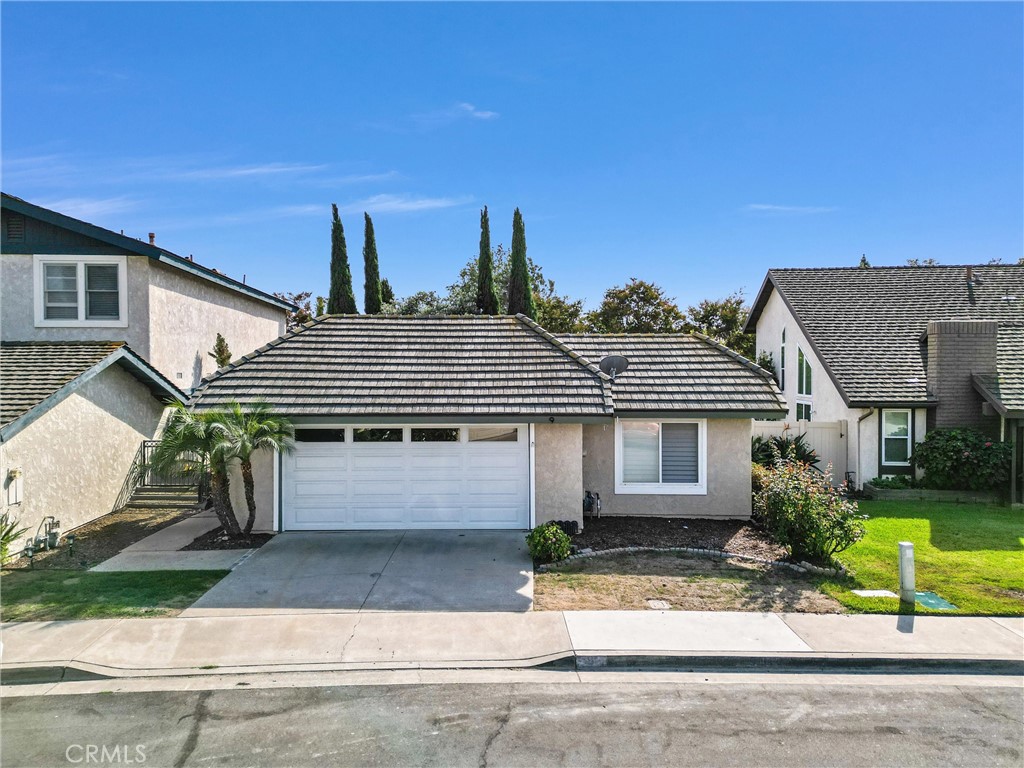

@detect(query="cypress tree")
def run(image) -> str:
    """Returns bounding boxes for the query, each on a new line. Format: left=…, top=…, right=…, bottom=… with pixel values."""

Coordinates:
left=475, top=206, right=500, bottom=314
left=380, top=278, right=395, bottom=305
left=363, top=212, right=382, bottom=314
left=506, top=208, right=536, bottom=319
left=327, top=204, right=357, bottom=314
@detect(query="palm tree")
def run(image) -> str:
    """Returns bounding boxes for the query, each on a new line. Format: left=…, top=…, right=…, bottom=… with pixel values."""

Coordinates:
left=216, top=401, right=295, bottom=535
left=149, top=402, right=243, bottom=539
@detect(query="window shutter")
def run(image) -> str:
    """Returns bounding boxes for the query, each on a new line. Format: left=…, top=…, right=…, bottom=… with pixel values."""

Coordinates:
left=661, top=423, right=699, bottom=483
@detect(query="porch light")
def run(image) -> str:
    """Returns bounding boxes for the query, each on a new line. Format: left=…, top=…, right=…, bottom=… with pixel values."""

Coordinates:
left=67, top=534, right=76, bottom=557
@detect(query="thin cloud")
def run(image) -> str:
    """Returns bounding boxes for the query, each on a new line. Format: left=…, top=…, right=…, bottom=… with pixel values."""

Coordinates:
left=35, top=196, right=138, bottom=220
left=168, top=162, right=327, bottom=181
left=744, top=203, right=839, bottom=215
left=338, top=194, right=471, bottom=215
left=310, top=170, right=402, bottom=187
left=411, top=102, right=500, bottom=129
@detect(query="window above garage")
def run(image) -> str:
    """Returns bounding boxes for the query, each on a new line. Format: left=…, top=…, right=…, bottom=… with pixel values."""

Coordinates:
left=291, top=426, right=524, bottom=445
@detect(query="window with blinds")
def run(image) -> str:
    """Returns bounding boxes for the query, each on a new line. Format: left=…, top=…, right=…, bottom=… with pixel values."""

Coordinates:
left=86, top=264, right=120, bottom=319
left=36, top=256, right=125, bottom=325
left=618, top=419, right=705, bottom=492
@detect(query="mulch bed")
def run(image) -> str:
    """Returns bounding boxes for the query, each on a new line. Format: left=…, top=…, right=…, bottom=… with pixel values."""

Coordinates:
left=3, top=507, right=201, bottom=571
left=572, top=516, right=787, bottom=561
left=183, top=526, right=274, bottom=551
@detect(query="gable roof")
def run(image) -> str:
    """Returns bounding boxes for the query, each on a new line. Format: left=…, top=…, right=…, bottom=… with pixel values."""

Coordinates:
left=973, top=322, right=1024, bottom=419
left=1, top=193, right=295, bottom=312
left=744, top=265, right=1024, bottom=406
left=0, top=341, right=185, bottom=439
left=189, top=315, right=613, bottom=420
left=557, top=333, right=786, bottom=417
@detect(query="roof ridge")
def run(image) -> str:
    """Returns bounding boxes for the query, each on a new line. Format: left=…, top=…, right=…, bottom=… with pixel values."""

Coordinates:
left=0, top=340, right=125, bottom=348
left=768, top=264, right=1024, bottom=272
left=189, top=315, right=332, bottom=398
left=514, top=314, right=615, bottom=413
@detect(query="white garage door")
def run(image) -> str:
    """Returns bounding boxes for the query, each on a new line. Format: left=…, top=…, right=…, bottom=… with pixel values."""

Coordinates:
left=281, top=425, right=530, bottom=530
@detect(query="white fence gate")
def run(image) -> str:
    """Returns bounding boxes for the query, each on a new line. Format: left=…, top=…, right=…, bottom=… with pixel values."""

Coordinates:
left=752, top=420, right=849, bottom=483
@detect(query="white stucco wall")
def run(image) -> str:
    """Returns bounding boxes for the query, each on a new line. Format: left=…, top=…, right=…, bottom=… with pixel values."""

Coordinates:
left=0, top=365, right=167, bottom=554
left=582, top=419, right=753, bottom=519
left=533, top=423, right=583, bottom=527
left=148, top=261, right=286, bottom=390
left=0, top=253, right=152, bottom=357
left=226, top=448, right=276, bottom=533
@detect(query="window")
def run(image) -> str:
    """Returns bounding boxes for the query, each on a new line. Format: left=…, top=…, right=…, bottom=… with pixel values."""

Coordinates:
left=412, top=428, right=460, bottom=442
left=468, top=426, right=518, bottom=442
left=797, top=347, right=812, bottom=396
left=615, top=419, right=706, bottom=495
left=34, top=255, right=126, bottom=326
left=780, top=328, right=786, bottom=391
left=881, top=410, right=912, bottom=466
left=796, top=403, right=812, bottom=421
left=296, top=429, right=345, bottom=442
left=353, top=428, right=403, bottom=443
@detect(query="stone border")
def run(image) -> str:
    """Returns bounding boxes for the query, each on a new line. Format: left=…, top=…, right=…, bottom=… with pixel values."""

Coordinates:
left=863, top=483, right=1000, bottom=504
left=536, top=545, right=846, bottom=577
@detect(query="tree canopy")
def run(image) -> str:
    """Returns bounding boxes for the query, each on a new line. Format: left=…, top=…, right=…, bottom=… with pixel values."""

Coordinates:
left=583, top=278, right=685, bottom=334
left=684, top=291, right=755, bottom=358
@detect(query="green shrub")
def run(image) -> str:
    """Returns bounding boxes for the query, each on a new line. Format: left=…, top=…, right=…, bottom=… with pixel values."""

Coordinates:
left=751, top=462, right=771, bottom=495
left=752, top=432, right=820, bottom=469
left=526, top=522, right=572, bottom=563
left=753, top=460, right=865, bottom=565
left=0, top=512, right=28, bottom=565
left=868, top=475, right=914, bottom=489
left=911, top=428, right=1011, bottom=491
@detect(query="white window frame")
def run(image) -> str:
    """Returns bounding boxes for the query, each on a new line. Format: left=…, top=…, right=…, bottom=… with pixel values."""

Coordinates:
left=614, top=418, right=707, bottom=495
left=795, top=345, right=812, bottom=420
left=881, top=409, right=913, bottom=467
left=34, top=255, right=128, bottom=328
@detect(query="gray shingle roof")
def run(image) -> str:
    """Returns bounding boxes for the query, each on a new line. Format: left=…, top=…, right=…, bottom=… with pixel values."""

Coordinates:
left=1, top=341, right=124, bottom=427
left=557, top=333, right=786, bottom=415
left=747, top=265, right=1024, bottom=405
left=973, top=322, right=1024, bottom=417
left=190, top=315, right=613, bottom=418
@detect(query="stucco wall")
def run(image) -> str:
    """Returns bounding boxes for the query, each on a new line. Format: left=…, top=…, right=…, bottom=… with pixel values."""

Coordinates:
left=582, top=419, right=752, bottom=518
left=0, top=364, right=166, bottom=553
left=0, top=253, right=152, bottom=357
left=226, top=448, right=276, bottom=533
left=533, top=423, right=583, bottom=527
left=148, top=261, right=286, bottom=390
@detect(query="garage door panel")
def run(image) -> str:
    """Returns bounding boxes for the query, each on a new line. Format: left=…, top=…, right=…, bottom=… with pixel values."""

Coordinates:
left=282, top=424, right=530, bottom=530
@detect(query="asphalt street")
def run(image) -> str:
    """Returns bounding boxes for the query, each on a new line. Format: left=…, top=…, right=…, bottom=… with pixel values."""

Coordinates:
left=2, top=677, right=1022, bottom=768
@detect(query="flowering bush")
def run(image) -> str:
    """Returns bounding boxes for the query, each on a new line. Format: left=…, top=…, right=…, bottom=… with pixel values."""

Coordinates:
left=526, top=522, right=572, bottom=563
left=753, top=459, right=865, bottom=565
left=911, top=428, right=1011, bottom=491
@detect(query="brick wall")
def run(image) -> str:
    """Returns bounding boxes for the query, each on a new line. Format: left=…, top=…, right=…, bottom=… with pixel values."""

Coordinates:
left=926, top=320, right=1000, bottom=436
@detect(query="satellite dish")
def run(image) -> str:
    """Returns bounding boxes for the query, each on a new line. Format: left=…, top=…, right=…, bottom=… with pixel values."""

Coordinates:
left=599, top=355, right=630, bottom=379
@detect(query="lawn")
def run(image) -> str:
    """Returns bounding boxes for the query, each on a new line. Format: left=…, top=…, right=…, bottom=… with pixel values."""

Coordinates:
left=821, top=501, right=1024, bottom=616
left=0, top=569, right=228, bottom=621
left=535, top=552, right=842, bottom=613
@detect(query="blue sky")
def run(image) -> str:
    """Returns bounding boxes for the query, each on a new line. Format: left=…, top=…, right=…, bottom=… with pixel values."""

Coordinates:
left=3, top=2, right=1021, bottom=310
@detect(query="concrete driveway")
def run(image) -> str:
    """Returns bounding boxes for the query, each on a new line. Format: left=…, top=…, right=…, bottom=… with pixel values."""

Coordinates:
left=181, top=530, right=533, bottom=616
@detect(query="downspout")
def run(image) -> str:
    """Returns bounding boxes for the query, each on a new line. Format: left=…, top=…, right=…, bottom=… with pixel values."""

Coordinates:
left=856, top=408, right=875, bottom=489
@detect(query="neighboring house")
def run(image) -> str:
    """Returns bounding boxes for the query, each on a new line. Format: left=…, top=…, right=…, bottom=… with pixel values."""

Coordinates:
left=1, top=193, right=293, bottom=389
left=189, top=315, right=785, bottom=531
left=744, top=264, right=1024, bottom=502
left=0, top=194, right=294, bottom=554
left=0, top=342, right=184, bottom=544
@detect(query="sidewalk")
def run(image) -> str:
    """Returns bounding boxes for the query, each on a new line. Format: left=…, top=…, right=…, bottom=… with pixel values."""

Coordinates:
left=2, top=611, right=1021, bottom=683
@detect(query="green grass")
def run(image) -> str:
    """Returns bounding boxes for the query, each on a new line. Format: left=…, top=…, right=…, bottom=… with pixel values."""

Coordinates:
left=0, top=570, right=229, bottom=621
left=821, top=501, right=1024, bottom=616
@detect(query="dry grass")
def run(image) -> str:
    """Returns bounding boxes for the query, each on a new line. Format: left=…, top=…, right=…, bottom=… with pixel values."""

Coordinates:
left=534, top=552, right=844, bottom=613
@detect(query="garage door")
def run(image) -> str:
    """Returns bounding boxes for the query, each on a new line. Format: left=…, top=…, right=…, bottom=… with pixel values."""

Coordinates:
left=281, top=425, right=530, bottom=530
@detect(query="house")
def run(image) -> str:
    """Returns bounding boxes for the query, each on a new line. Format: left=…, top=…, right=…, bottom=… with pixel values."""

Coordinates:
left=1, top=193, right=294, bottom=389
left=0, top=194, right=295, bottom=552
left=744, top=264, right=1024, bottom=502
left=189, top=315, right=785, bottom=531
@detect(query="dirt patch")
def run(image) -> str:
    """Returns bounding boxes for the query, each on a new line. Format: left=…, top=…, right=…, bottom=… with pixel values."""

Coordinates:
left=183, top=526, right=274, bottom=551
left=534, top=551, right=844, bottom=613
left=4, top=507, right=201, bottom=571
left=574, top=516, right=786, bottom=561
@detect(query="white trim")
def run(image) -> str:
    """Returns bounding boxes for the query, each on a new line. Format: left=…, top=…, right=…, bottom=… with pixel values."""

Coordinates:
left=881, top=408, right=913, bottom=467
left=33, top=254, right=128, bottom=328
left=272, top=447, right=281, bottom=533
left=614, top=417, right=707, bottom=495
left=529, top=423, right=537, bottom=528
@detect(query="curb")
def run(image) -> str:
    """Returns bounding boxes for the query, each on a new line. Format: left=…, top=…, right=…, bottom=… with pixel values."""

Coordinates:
left=537, top=546, right=846, bottom=577
left=3, top=654, right=1020, bottom=687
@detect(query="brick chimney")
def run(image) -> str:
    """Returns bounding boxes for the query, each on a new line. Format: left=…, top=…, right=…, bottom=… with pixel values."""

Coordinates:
left=148, top=232, right=156, bottom=245
left=926, top=320, right=999, bottom=434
